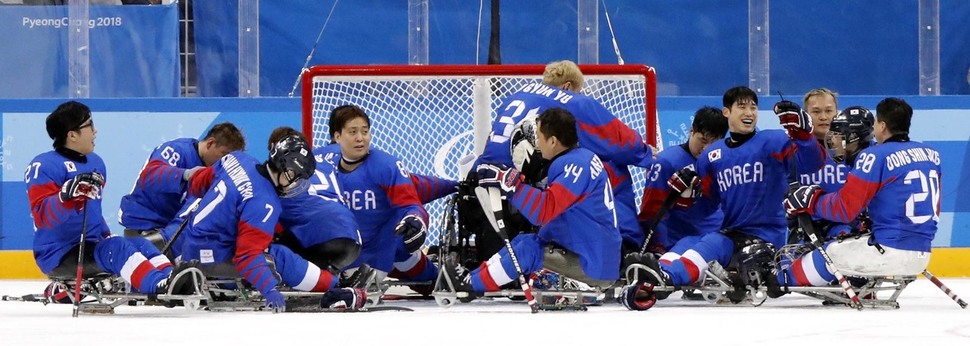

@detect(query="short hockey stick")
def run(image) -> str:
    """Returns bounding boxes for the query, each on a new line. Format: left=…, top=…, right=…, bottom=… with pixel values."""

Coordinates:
left=639, top=191, right=678, bottom=255
left=922, top=269, right=967, bottom=309
left=159, top=199, right=201, bottom=258
left=477, top=186, right=538, bottom=313
left=72, top=201, right=88, bottom=318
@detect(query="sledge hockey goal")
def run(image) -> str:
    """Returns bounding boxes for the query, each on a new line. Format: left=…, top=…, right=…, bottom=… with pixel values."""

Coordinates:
left=301, top=64, right=659, bottom=246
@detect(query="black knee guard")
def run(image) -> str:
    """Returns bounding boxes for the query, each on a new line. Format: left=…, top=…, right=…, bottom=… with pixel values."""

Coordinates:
left=124, top=228, right=166, bottom=250
left=303, top=238, right=361, bottom=274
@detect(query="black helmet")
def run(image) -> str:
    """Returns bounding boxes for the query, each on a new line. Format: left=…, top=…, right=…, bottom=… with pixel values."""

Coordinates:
left=828, top=106, right=875, bottom=163
left=269, top=135, right=316, bottom=195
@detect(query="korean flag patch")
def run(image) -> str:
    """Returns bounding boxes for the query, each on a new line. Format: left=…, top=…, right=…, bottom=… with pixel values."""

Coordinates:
left=708, top=149, right=722, bottom=162
left=64, top=161, right=77, bottom=172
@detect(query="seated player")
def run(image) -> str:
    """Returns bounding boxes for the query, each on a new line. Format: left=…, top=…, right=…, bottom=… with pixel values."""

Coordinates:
left=473, top=60, right=656, bottom=259
left=444, top=107, right=622, bottom=300
left=322, top=105, right=437, bottom=287
left=268, top=127, right=362, bottom=275
left=120, top=122, right=245, bottom=247
left=780, top=98, right=939, bottom=286
left=180, top=135, right=365, bottom=312
left=621, top=86, right=825, bottom=310
left=27, top=101, right=173, bottom=294
left=638, top=106, right=727, bottom=256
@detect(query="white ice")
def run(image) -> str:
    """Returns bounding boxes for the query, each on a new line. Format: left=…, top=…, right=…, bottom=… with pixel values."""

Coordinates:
left=1, top=279, right=968, bottom=346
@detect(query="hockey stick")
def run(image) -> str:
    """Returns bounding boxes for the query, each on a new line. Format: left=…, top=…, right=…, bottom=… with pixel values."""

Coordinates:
left=72, top=200, right=88, bottom=318
left=787, top=158, right=862, bottom=309
left=475, top=186, right=539, bottom=313
left=159, top=199, right=201, bottom=258
left=922, top=269, right=968, bottom=309
left=638, top=191, right=678, bottom=255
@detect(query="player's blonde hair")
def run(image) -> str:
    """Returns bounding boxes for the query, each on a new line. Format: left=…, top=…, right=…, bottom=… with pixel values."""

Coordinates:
left=542, top=60, right=584, bottom=92
left=802, top=88, right=839, bottom=108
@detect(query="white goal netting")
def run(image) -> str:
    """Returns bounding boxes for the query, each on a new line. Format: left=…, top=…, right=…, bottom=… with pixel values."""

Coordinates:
left=302, top=65, right=659, bottom=246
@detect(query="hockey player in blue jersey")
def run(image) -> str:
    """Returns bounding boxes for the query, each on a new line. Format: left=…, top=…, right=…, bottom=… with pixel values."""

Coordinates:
left=26, top=101, right=173, bottom=294
left=325, top=105, right=437, bottom=287
left=445, top=107, right=622, bottom=299
left=181, top=135, right=367, bottom=312
left=474, top=60, right=655, bottom=259
left=780, top=97, right=939, bottom=286
left=638, top=106, right=727, bottom=255
left=621, top=86, right=826, bottom=310
left=267, top=127, right=361, bottom=275
left=120, top=122, right=245, bottom=246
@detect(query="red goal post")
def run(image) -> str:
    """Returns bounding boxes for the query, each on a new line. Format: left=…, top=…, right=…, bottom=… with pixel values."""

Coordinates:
left=301, top=64, right=659, bottom=246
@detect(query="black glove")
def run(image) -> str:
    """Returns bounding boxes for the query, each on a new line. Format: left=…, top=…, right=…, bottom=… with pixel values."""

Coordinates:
left=320, top=287, right=367, bottom=310
left=476, top=164, right=521, bottom=198
left=774, top=101, right=814, bottom=140
left=59, top=172, right=105, bottom=203
left=784, top=185, right=823, bottom=215
left=395, top=215, right=427, bottom=253
left=620, top=282, right=657, bottom=311
left=667, top=167, right=699, bottom=208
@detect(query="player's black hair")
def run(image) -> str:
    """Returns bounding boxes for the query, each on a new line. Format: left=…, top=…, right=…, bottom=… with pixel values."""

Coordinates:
left=875, top=97, right=912, bottom=135
left=692, top=106, right=728, bottom=138
left=722, top=86, right=758, bottom=109
left=267, top=126, right=307, bottom=151
left=328, top=105, right=371, bottom=143
left=535, top=107, right=578, bottom=148
left=45, top=101, right=92, bottom=148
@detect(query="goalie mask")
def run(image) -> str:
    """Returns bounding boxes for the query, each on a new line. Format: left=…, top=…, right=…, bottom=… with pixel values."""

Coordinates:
left=510, top=115, right=546, bottom=184
left=826, top=106, right=874, bottom=164
left=269, top=135, right=316, bottom=197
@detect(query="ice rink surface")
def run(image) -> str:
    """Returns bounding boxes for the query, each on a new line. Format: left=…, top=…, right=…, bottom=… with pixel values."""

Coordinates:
left=1, top=279, right=968, bottom=346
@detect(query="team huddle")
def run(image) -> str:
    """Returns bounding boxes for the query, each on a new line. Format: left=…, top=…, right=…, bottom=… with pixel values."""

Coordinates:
left=24, top=61, right=942, bottom=312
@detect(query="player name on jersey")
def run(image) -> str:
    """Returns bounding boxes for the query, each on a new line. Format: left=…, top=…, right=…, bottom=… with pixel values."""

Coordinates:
left=520, top=83, right=574, bottom=104
left=716, top=162, right=764, bottom=192
left=885, top=147, right=940, bottom=171
left=223, top=155, right=254, bottom=200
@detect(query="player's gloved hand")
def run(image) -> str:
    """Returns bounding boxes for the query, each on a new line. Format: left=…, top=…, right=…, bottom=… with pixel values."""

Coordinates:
left=395, top=215, right=427, bottom=253
left=59, top=172, right=105, bottom=203
left=784, top=185, right=823, bottom=215
left=476, top=164, right=521, bottom=197
left=667, top=167, right=699, bottom=208
left=182, top=166, right=203, bottom=181
left=320, top=287, right=367, bottom=310
left=620, top=281, right=657, bottom=311
left=263, top=289, right=286, bottom=313
left=774, top=101, right=814, bottom=140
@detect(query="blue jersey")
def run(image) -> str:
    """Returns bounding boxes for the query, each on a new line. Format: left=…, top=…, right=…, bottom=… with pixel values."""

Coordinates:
left=180, top=152, right=282, bottom=296
left=120, top=138, right=204, bottom=230
left=813, top=139, right=941, bottom=251
left=798, top=150, right=852, bottom=237
left=25, top=150, right=110, bottom=273
left=509, top=148, right=621, bottom=281
left=279, top=152, right=360, bottom=249
left=695, top=130, right=825, bottom=247
left=639, top=144, right=722, bottom=249
left=476, top=83, right=653, bottom=247
left=330, top=147, right=428, bottom=272
left=316, top=143, right=457, bottom=204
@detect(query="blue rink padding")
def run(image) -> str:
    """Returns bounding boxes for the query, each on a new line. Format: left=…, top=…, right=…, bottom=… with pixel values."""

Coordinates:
left=1, top=96, right=968, bottom=251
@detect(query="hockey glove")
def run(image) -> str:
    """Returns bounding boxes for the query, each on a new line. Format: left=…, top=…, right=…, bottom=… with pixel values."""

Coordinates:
left=774, top=100, right=814, bottom=141
left=320, top=287, right=367, bottom=310
left=182, top=166, right=203, bottom=181
left=620, top=282, right=657, bottom=311
left=395, top=215, right=427, bottom=253
left=59, top=172, right=105, bottom=203
left=263, top=289, right=286, bottom=313
left=476, top=164, right=521, bottom=198
left=784, top=185, right=824, bottom=215
left=667, top=167, right=699, bottom=208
